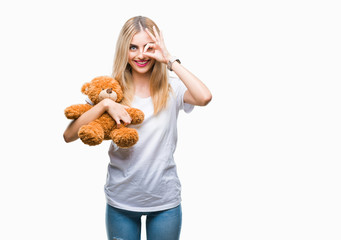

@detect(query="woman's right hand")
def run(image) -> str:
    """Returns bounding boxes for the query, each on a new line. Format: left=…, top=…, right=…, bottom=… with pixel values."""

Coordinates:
left=102, top=99, right=132, bottom=126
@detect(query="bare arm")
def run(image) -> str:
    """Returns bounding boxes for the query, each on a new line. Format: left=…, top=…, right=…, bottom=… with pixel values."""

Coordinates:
left=63, top=99, right=131, bottom=143
left=171, top=61, right=212, bottom=106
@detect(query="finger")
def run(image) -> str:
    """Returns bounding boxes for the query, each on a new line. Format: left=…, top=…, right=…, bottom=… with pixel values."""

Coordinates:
left=144, top=43, right=155, bottom=53
left=144, top=28, right=157, bottom=41
left=142, top=51, right=154, bottom=59
left=114, top=117, right=121, bottom=126
left=122, top=119, right=131, bottom=125
left=126, top=114, right=132, bottom=123
left=153, top=26, right=160, bottom=41
left=143, top=43, right=149, bottom=53
left=123, top=111, right=132, bottom=123
left=160, top=30, right=164, bottom=42
left=124, top=119, right=131, bottom=125
left=118, top=115, right=131, bottom=126
left=118, top=120, right=129, bottom=127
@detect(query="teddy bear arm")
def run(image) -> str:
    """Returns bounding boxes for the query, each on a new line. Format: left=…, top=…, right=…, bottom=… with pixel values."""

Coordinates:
left=64, top=104, right=93, bottom=119
left=126, top=108, right=145, bottom=125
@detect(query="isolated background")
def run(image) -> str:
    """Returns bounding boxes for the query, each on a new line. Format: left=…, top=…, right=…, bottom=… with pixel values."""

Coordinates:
left=1, top=0, right=340, bottom=239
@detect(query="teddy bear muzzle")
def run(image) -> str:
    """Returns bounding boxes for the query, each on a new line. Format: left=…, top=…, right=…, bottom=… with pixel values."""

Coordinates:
left=98, top=88, right=117, bottom=102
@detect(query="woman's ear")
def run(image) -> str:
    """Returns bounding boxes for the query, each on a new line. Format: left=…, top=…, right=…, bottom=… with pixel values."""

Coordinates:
left=81, top=82, right=91, bottom=94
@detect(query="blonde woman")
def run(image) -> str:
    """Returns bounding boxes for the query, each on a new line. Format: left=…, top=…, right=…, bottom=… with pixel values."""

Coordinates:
left=63, top=16, right=211, bottom=240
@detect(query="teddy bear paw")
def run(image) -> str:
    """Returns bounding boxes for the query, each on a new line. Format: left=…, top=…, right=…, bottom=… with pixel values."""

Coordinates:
left=111, top=128, right=139, bottom=148
left=78, top=125, right=104, bottom=146
left=64, top=108, right=81, bottom=119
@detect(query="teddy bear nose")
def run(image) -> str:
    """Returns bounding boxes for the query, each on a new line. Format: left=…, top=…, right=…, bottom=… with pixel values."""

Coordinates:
left=106, top=88, right=112, bottom=94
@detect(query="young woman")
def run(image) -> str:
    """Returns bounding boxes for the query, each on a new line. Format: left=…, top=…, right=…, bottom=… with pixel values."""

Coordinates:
left=63, top=16, right=212, bottom=240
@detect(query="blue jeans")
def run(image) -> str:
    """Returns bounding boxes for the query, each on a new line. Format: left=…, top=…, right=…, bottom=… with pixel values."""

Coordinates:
left=105, top=204, right=182, bottom=240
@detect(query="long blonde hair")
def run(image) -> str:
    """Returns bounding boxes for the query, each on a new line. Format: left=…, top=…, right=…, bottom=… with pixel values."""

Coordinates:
left=112, top=16, right=170, bottom=115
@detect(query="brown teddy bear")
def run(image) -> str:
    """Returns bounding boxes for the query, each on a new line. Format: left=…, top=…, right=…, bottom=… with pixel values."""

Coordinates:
left=64, top=76, right=144, bottom=148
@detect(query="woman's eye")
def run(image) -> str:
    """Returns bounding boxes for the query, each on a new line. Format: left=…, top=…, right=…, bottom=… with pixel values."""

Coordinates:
left=130, top=46, right=137, bottom=51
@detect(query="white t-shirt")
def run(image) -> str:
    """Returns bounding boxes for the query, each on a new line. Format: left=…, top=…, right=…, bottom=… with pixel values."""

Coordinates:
left=104, top=76, right=194, bottom=212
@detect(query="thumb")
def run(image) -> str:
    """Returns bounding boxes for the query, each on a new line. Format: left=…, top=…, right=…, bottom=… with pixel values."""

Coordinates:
left=142, top=52, right=154, bottom=59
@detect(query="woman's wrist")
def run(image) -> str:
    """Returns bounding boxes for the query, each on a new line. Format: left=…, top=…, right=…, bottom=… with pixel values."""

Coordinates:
left=164, top=53, right=172, bottom=64
left=101, top=98, right=115, bottom=111
left=166, top=56, right=181, bottom=71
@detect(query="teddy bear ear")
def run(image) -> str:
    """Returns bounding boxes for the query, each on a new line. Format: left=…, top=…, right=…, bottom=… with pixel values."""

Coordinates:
left=81, top=82, right=91, bottom=94
left=112, top=79, right=124, bottom=102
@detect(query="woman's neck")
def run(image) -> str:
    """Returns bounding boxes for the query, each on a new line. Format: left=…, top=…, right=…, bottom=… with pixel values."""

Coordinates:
left=132, top=71, right=151, bottom=98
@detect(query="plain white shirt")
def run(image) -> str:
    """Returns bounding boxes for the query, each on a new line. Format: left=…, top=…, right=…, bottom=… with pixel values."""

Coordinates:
left=104, top=76, right=194, bottom=212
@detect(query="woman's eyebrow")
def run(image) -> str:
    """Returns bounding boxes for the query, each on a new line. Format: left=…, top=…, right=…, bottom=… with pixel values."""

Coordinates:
left=130, top=42, right=154, bottom=47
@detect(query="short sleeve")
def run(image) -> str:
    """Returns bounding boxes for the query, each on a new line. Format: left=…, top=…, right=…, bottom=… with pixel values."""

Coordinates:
left=85, top=97, right=94, bottom=105
left=169, top=76, right=194, bottom=113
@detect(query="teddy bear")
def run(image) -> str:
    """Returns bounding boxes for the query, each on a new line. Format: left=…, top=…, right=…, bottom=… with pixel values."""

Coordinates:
left=64, top=76, right=144, bottom=148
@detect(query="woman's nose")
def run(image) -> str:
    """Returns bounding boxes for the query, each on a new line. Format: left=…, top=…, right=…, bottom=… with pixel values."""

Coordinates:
left=137, top=49, right=145, bottom=58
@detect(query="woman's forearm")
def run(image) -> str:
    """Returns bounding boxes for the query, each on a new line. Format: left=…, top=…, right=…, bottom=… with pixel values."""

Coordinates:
left=171, top=61, right=212, bottom=106
left=63, top=101, right=108, bottom=143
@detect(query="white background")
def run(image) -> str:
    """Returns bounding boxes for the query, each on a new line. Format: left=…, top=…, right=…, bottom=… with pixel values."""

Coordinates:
left=1, top=0, right=340, bottom=239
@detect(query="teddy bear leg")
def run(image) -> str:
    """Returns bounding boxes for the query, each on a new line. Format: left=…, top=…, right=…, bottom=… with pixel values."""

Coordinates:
left=78, top=121, right=104, bottom=146
left=110, top=127, right=139, bottom=148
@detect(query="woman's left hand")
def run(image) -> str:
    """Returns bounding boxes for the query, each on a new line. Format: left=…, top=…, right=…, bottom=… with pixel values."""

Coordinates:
left=143, top=26, right=171, bottom=64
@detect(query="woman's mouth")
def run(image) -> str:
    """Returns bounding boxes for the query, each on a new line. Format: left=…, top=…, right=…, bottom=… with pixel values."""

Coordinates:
left=134, top=60, right=150, bottom=67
